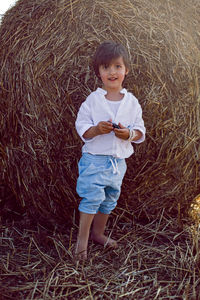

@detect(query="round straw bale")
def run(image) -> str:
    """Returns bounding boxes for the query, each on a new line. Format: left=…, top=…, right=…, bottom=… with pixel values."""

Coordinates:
left=0, top=0, right=200, bottom=224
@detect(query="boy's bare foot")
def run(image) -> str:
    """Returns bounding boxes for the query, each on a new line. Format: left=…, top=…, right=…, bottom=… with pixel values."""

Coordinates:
left=75, top=240, right=87, bottom=260
left=90, top=233, right=118, bottom=248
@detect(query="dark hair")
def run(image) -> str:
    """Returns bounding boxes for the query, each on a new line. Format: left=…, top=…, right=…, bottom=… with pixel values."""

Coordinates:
left=93, top=41, right=130, bottom=78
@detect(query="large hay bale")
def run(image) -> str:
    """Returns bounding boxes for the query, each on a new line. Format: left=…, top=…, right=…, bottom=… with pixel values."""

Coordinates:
left=0, top=0, right=200, bottom=224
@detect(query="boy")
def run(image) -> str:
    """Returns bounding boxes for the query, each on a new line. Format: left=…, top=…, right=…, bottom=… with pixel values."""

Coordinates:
left=75, top=41, right=145, bottom=259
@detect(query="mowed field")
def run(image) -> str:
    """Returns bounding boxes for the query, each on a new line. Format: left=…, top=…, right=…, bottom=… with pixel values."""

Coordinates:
left=0, top=0, right=199, bottom=298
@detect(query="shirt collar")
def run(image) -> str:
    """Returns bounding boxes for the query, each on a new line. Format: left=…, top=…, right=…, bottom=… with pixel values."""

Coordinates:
left=97, top=87, right=127, bottom=96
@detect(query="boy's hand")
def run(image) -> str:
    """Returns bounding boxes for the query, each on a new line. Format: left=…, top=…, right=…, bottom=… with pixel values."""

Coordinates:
left=113, top=122, right=129, bottom=140
left=96, top=120, right=113, bottom=135
left=83, top=120, right=113, bottom=139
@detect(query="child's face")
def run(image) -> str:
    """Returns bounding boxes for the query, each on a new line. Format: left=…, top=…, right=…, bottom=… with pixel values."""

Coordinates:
left=98, top=56, right=129, bottom=92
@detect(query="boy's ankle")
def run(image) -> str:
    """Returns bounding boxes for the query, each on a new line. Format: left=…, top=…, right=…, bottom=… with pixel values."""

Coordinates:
left=90, top=231, right=102, bottom=239
left=75, top=238, right=88, bottom=260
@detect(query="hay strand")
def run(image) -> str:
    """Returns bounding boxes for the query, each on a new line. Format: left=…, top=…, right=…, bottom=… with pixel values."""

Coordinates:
left=0, top=0, right=199, bottom=224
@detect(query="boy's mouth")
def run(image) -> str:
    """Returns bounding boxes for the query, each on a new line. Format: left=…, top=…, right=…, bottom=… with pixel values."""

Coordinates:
left=108, top=77, right=117, bottom=81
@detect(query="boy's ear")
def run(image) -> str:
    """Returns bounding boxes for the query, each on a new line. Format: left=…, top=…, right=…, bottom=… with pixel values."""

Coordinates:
left=125, top=68, right=129, bottom=75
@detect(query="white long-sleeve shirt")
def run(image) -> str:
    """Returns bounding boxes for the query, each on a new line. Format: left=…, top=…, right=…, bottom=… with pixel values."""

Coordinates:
left=75, top=88, right=146, bottom=159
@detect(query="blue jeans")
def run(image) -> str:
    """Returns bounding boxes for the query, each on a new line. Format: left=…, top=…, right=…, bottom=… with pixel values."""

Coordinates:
left=76, top=153, right=127, bottom=214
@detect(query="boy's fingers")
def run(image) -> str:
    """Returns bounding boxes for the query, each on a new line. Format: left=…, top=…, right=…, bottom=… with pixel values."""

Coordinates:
left=118, top=122, right=125, bottom=129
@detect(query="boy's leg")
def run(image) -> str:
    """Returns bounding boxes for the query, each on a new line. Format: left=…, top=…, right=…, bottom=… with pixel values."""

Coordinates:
left=91, top=212, right=117, bottom=248
left=75, top=212, right=95, bottom=259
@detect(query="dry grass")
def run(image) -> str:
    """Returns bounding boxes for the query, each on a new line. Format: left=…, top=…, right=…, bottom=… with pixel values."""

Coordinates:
left=0, top=214, right=200, bottom=299
left=0, top=0, right=199, bottom=224
left=0, top=1, right=200, bottom=297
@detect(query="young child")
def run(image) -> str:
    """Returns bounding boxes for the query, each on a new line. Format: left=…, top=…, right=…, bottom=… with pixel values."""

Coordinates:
left=75, top=41, right=146, bottom=259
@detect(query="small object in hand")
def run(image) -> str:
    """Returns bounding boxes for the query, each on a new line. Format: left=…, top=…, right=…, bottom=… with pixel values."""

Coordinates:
left=112, top=123, right=120, bottom=129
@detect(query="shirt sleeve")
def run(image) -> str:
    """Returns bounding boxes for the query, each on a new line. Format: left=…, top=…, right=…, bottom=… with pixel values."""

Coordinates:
left=128, top=103, right=146, bottom=144
left=75, top=100, right=95, bottom=142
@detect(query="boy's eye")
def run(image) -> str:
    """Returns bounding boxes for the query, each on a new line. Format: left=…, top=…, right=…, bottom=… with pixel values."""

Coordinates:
left=116, top=65, right=122, bottom=68
left=100, top=64, right=108, bottom=69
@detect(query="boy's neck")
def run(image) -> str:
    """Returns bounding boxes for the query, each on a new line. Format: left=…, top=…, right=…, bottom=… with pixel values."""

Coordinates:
left=102, top=86, right=124, bottom=101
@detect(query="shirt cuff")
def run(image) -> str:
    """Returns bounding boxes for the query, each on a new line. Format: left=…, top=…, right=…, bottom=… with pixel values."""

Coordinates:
left=78, top=125, right=96, bottom=143
left=128, top=125, right=145, bottom=144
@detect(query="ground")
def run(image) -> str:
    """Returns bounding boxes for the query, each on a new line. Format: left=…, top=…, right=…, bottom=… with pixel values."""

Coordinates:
left=0, top=211, right=199, bottom=299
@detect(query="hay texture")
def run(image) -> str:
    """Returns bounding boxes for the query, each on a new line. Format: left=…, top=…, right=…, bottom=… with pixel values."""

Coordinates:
left=1, top=217, right=199, bottom=299
left=0, top=0, right=200, bottom=224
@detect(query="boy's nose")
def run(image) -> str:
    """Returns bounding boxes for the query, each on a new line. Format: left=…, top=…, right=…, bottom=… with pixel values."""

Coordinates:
left=109, top=66, right=115, bottom=74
